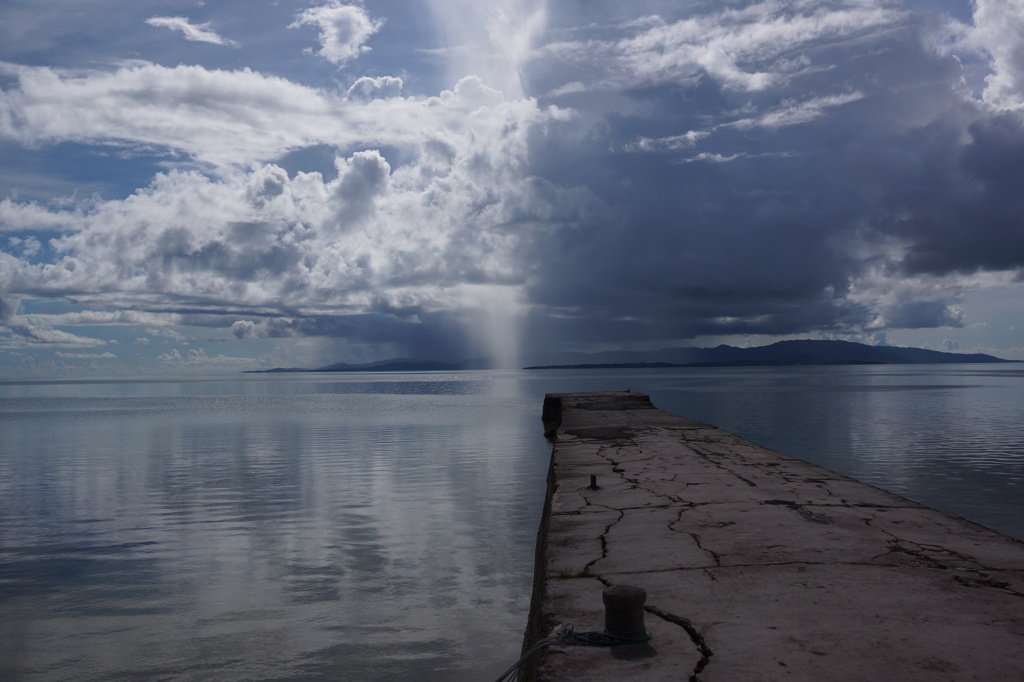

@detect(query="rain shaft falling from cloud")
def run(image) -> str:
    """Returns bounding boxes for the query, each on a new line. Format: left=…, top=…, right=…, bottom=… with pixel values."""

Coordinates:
left=421, top=0, right=548, bottom=99
left=3, top=0, right=1024, bottom=373
left=412, top=0, right=549, bottom=365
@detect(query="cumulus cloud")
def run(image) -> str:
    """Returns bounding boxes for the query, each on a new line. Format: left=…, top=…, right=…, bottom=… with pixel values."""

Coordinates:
left=156, top=349, right=182, bottom=362
left=55, top=351, right=117, bottom=359
left=949, top=0, right=1024, bottom=109
left=512, top=0, right=1024, bottom=353
left=145, top=327, right=189, bottom=342
left=232, top=318, right=298, bottom=339
left=155, top=347, right=255, bottom=370
left=3, top=0, right=1024, bottom=366
left=0, top=66, right=555, bottom=358
left=0, top=295, right=109, bottom=348
left=347, top=76, right=403, bottom=101
left=25, top=310, right=178, bottom=327
left=332, top=149, right=390, bottom=227
left=0, top=295, right=19, bottom=323
left=6, top=323, right=105, bottom=346
left=0, top=61, right=555, bottom=170
left=145, top=16, right=239, bottom=47
left=290, top=2, right=383, bottom=65
left=1, top=197, right=91, bottom=231
left=231, top=320, right=258, bottom=339
left=0, top=62, right=337, bottom=167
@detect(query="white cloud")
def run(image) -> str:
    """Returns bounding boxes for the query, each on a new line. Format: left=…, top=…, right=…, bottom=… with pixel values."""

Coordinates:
left=849, top=265, right=980, bottom=332
left=731, top=92, right=866, bottom=130
left=0, top=61, right=556, bottom=170
left=0, top=69, right=557, bottom=341
left=624, top=91, right=863, bottom=155
left=0, top=296, right=20, bottom=323
left=25, top=310, right=178, bottom=327
left=537, top=1, right=909, bottom=94
left=146, top=327, right=189, bottom=342
left=231, top=320, right=258, bottom=339
left=0, top=62, right=338, bottom=167
left=0, top=197, right=90, bottom=231
left=331, top=149, right=391, bottom=227
left=962, top=0, right=1024, bottom=108
left=7, top=235, right=41, bottom=256
left=55, top=351, right=117, bottom=358
left=4, top=0, right=1024, bottom=366
left=681, top=151, right=744, bottom=163
left=145, top=16, right=239, bottom=47
left=157, top=347, right=256, bottom=370
left=232, top=318, right=298, bottom=339
left=347, top=76, right=403, bottom=101
left=624, top=130, right=709, bottom=152
left=5, top=322, right=106, bottom=346
left=290, top=2, right=383, bottom=65
left=2, top=294, right=108, bottom=348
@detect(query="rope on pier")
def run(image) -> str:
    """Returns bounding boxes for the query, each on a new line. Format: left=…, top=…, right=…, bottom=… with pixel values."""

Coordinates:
left=492, top=622, right=653, bottom=682
left=492, top=623, right=576, bottom=682
left=572, top=630, right=652, bottom=646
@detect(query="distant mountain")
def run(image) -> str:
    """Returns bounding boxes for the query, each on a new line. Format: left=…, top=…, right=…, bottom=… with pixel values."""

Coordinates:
left=524, top=339, right=1012, bottom=369
left=248, top=340, right=1012, bottom=374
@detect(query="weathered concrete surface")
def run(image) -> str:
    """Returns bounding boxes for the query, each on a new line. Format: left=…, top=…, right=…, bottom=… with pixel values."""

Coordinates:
left=525, top=391, right=1024, bottom=681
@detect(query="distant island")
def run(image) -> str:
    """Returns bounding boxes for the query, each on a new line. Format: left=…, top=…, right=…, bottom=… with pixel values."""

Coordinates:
left=248, top=339, right=1013, bottom=373
left=523, top=339, right=1013, bottom=369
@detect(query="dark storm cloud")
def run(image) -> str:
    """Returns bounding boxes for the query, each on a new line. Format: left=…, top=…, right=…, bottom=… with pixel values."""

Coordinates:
left=2, top=0, right=1024, bottom=370
left=882, top=111, right=1024, bottom=276
left=514, top=1, right=1024, bottom=348
left=231, top=309, right=482, bottom=361
left=881, top=300, right=965, bottom=328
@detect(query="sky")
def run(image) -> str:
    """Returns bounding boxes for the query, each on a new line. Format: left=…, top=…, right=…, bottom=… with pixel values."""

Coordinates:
left=1, top=0, right=1023, bottom=375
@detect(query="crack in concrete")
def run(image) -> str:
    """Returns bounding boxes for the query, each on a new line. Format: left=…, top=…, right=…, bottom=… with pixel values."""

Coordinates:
left=689, top=531, right=723, bottom=566
left=667, top=507, right=722, bottom=566
left=761, top=499, right=838, bottom=525
left=596, top=440, right=694, bottom=508
left=585, top=435, right=734, bottom=580
left=583, top=507, right=624, bottom=574
left=534, top=393, right=1024, bottom=681
left=851, top=533, right=1024, bottom=595
left=869, top=523, right=981, bottom=571
left=875, top=540, right=1024, bottom=595
left=598, top=557, right=1022, bottom=577
left=594, top=560, right=874, bottom=577
left=644, top=604, right=713, bottom=682
left=952, top=573, right=1024, bottom=597
left=686, top=442, right=759, bottom=487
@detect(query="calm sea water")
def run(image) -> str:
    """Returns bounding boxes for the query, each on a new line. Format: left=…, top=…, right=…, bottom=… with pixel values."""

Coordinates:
left=1, top=365, right=1022, bottom=680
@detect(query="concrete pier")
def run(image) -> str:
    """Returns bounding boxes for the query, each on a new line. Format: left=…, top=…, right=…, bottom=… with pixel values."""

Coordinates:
left=523, top=391, right=1024, bottom=681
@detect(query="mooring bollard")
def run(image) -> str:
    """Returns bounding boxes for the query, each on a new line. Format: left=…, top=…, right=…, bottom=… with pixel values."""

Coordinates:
left=603, top=585, right=647, bottom=640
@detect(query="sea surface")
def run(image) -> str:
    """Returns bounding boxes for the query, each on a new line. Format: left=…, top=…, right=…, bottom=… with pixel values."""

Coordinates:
left=1, top=365, right=1022, bottom=680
